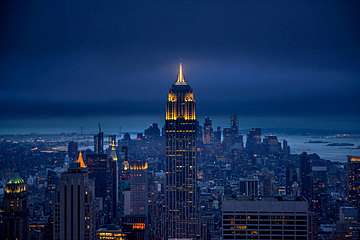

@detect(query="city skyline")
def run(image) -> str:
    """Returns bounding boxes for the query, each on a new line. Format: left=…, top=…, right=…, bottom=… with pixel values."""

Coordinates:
left=1, top=1, right=360, bottom=240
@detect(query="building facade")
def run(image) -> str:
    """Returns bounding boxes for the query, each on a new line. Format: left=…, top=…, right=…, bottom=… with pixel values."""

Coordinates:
left=347, top=155, right=360, bottom=208
left=222, top=198, right=309, bottom=240
left=54, top=152, right=95, bottom=240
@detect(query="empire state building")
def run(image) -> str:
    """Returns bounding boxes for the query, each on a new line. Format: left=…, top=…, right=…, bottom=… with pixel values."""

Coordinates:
left=165, top=64, right=199, bottom=239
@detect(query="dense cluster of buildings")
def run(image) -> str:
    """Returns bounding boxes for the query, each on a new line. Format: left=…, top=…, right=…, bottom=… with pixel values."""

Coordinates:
left=0, top=65, right=360, bottom=239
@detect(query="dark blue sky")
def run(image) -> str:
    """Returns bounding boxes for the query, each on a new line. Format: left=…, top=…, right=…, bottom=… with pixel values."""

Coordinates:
left=1, top=0, right=359, bottom=117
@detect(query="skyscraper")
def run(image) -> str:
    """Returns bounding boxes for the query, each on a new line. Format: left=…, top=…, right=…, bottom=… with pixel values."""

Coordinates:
left=68, top=141, right=79, bottom=161
left=54, top=152, right=95, bottom=240
left=299, top=152, right=313, bottom=201
left=2, top=177, right=28, bottom=240
left=246, top=128, right=262, bottom=153
left=203, top=117, right=213, bottom=145
left=164, top=64, right=199, bottom=239
left=122, top=160, right=148, bottom=240
left=347, top=155, right=360, bottom=208
left=94, top=124, right=104, bottom=155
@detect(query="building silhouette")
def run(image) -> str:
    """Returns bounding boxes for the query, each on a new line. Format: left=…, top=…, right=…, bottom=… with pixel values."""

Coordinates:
left=203, top=117, right=213, bottom=145
left=164, top=64, right=199, bottom=239
left=54, top=152, right=95, bottom=240
left=94, top=124, right=104, bottom=155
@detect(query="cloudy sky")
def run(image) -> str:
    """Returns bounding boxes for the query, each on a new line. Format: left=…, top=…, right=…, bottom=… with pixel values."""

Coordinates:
left=1, top=0, right=359, bottom=117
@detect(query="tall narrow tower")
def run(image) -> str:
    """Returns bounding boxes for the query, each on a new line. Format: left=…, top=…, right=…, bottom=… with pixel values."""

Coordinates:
left=165, top=64, right=199, bottom=239
left=54, top=152, right=95, bottom=240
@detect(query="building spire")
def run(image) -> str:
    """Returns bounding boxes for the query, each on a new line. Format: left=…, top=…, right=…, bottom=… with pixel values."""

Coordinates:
left=175, top=63, right=186, bottom=85
left=75, top=151, right=86, bottom=168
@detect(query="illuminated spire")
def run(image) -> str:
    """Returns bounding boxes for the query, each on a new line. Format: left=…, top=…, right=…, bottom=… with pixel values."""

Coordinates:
left=75, top=151, right=86, bottom=168
left=175, top=63, right=187, bottom=85
left=110, top=140, right=118, bottom=161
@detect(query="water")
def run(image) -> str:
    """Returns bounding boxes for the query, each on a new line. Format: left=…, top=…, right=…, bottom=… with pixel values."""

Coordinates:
left=1, top=114, right=360, bottom=162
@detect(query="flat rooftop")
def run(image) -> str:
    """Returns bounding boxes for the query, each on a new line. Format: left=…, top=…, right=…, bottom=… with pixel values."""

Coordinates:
left=223, top=198, right=308, bottom=213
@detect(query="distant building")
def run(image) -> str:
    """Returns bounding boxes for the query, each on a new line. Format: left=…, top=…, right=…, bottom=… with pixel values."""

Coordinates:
left=222, top=128, right=232, bottom=150
left=214, top=126, right=222, bottom=145
left=121, top=159, right=148, bottom=239
left=263, top=135, right=281, bottom=155
left=94, top=124, right=104, bottom=155
left=246, top=128, right=262, bottom=153
left=68, top=141, right=79, bottom=161
left=122, top=215, right=146, bottom=240
left=53, top=152, right=95, bottom=240
left=239, top=178, right=259, bottom=198
left=203, top=117, right=213, bottom=144
left=1, top=177, right=28, bottom=240
left=144, top=123, right=161, bottom=139
left=347, top=155, right=360, bottom=208
left=299, top=152, right=313, bottom=201
left=96, top=224, right=127, bottom=240
left=130, top=162, right=148, bottom=216
left=87, top=152, right=117, bottom=225
left=222, top=197, right=309, bottom=239
left=230, top=115, right=243, bottom=148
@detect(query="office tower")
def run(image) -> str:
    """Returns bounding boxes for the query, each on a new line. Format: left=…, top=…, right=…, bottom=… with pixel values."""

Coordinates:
left=214, top=126, right=222, bottom=145
left=195, top=121, right=203, bottom=146
left=222, top=128, right=232, bottom=150
left=222, top=197, right=309, bottom=239
left=127, top=161, right=148, bottom=216
left=46, top=169, right=62, bottom=223
left=165, top=64, right=199, bottom=239
left=263, top=135, right=281, bottom=155
left=96, top=224, right=127, bottom=240
left=261, top=172, right=274, bottom=197
left=121, top=160, right=148, bottom=240
left=283, top=139, right=290, bottom=155
left=203, top=117, right=213, bottom=145
left=230, top=115, right=243, bottom=147
left=109, top=138, right=119, bottom=220
left=2, top=177, right=28, bottom=240
left=299, top=152, right=313, bottom=201
left=136, top=133, right=144, bottom=140
left=347, top=155, right=360, bottom=208
left=68, top=141, right=79, bottom=161
left=54, top=152, right=95, bottom=240
left=87, top=152, right=117, bottom=225
left=94, top=124, right=104, bottom=154
left=239, top=177, right=260, bottom=198
left=312, top=165, right=328, bottom=220
left=246, top=128, right=262, bottom=153
left=144, top=123, right=161, bottom=139
left=337, top=206, right=360, bottom=239
left=230, top=114, right=239, bottom=136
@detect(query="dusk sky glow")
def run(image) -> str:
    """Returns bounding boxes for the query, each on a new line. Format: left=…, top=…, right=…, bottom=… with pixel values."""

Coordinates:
left=1, top=0, right=359, bottom=117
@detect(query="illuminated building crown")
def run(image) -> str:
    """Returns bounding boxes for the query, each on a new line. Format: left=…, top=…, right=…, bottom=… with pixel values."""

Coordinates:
left=166, top=63, right=196, bottom=121
left=5, top=177, right=27, bottom=194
